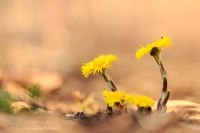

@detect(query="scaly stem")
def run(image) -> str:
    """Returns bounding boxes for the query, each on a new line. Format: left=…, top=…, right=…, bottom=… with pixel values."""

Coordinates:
left=100, top=69, right=117, bottom=92
left=153, top=53, right=170, bottom=113
left=100, top=69, right=117, bottom=114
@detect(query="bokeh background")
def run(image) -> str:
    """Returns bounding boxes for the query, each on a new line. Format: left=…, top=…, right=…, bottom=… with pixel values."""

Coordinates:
left=0, top=0, right=200, bottom=116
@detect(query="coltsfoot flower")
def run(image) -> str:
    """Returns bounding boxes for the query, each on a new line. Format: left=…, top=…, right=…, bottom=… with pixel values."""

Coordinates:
left=82, top=54, right=117, bottom=78
left=124, top=93, right=135, bottom=105
left=134, top=95, right=154, bottom=108
left=103, top=89, right=134, bottom=107
left=135, top=37, right=172, bottom=60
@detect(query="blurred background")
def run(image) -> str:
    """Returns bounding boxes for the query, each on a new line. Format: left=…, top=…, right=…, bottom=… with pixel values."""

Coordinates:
left=0, top=0, right=200, bottom=113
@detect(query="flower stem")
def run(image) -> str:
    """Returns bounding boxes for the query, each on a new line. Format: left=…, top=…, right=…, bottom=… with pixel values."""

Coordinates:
left=153, top=53, right=170, bottom=113
left=100, top=69, right=117, bottom=114
left=101, top=70, right=117, bottom=92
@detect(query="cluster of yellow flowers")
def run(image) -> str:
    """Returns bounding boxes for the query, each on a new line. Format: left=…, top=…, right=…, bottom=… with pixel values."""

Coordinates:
left=81, top=36, right=172, bottom=111
left=103, top=89, right=154, bottom=108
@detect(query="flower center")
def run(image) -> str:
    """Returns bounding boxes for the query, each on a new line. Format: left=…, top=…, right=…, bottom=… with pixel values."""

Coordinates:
left=93, top=60, right=105, bottom=67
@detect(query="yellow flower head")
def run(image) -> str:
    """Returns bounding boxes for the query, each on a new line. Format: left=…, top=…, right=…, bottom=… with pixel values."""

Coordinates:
left=135, top=37, right=172, bottom=60
left=134, top=95, right=154, bottom=108
left=124, top=93, right=135, bottom=105
left=82, top=54, right=117, bottom=78
left=102, top=89, right=134, bottom=107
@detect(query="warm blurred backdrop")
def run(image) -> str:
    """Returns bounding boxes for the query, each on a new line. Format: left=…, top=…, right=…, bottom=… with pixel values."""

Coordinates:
left=0, top=0, right=200, bottom=113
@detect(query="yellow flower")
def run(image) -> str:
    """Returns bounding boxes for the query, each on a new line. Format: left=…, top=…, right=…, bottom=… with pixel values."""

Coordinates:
left=124, top=93, right=135, bottom=105
left=102, top=89, right=134, bottom=107
left=82, top=54, right=117, bottom=78
left=134, top=95, right=154, bottom=108
left=135, top=37, right=172, bottom=60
